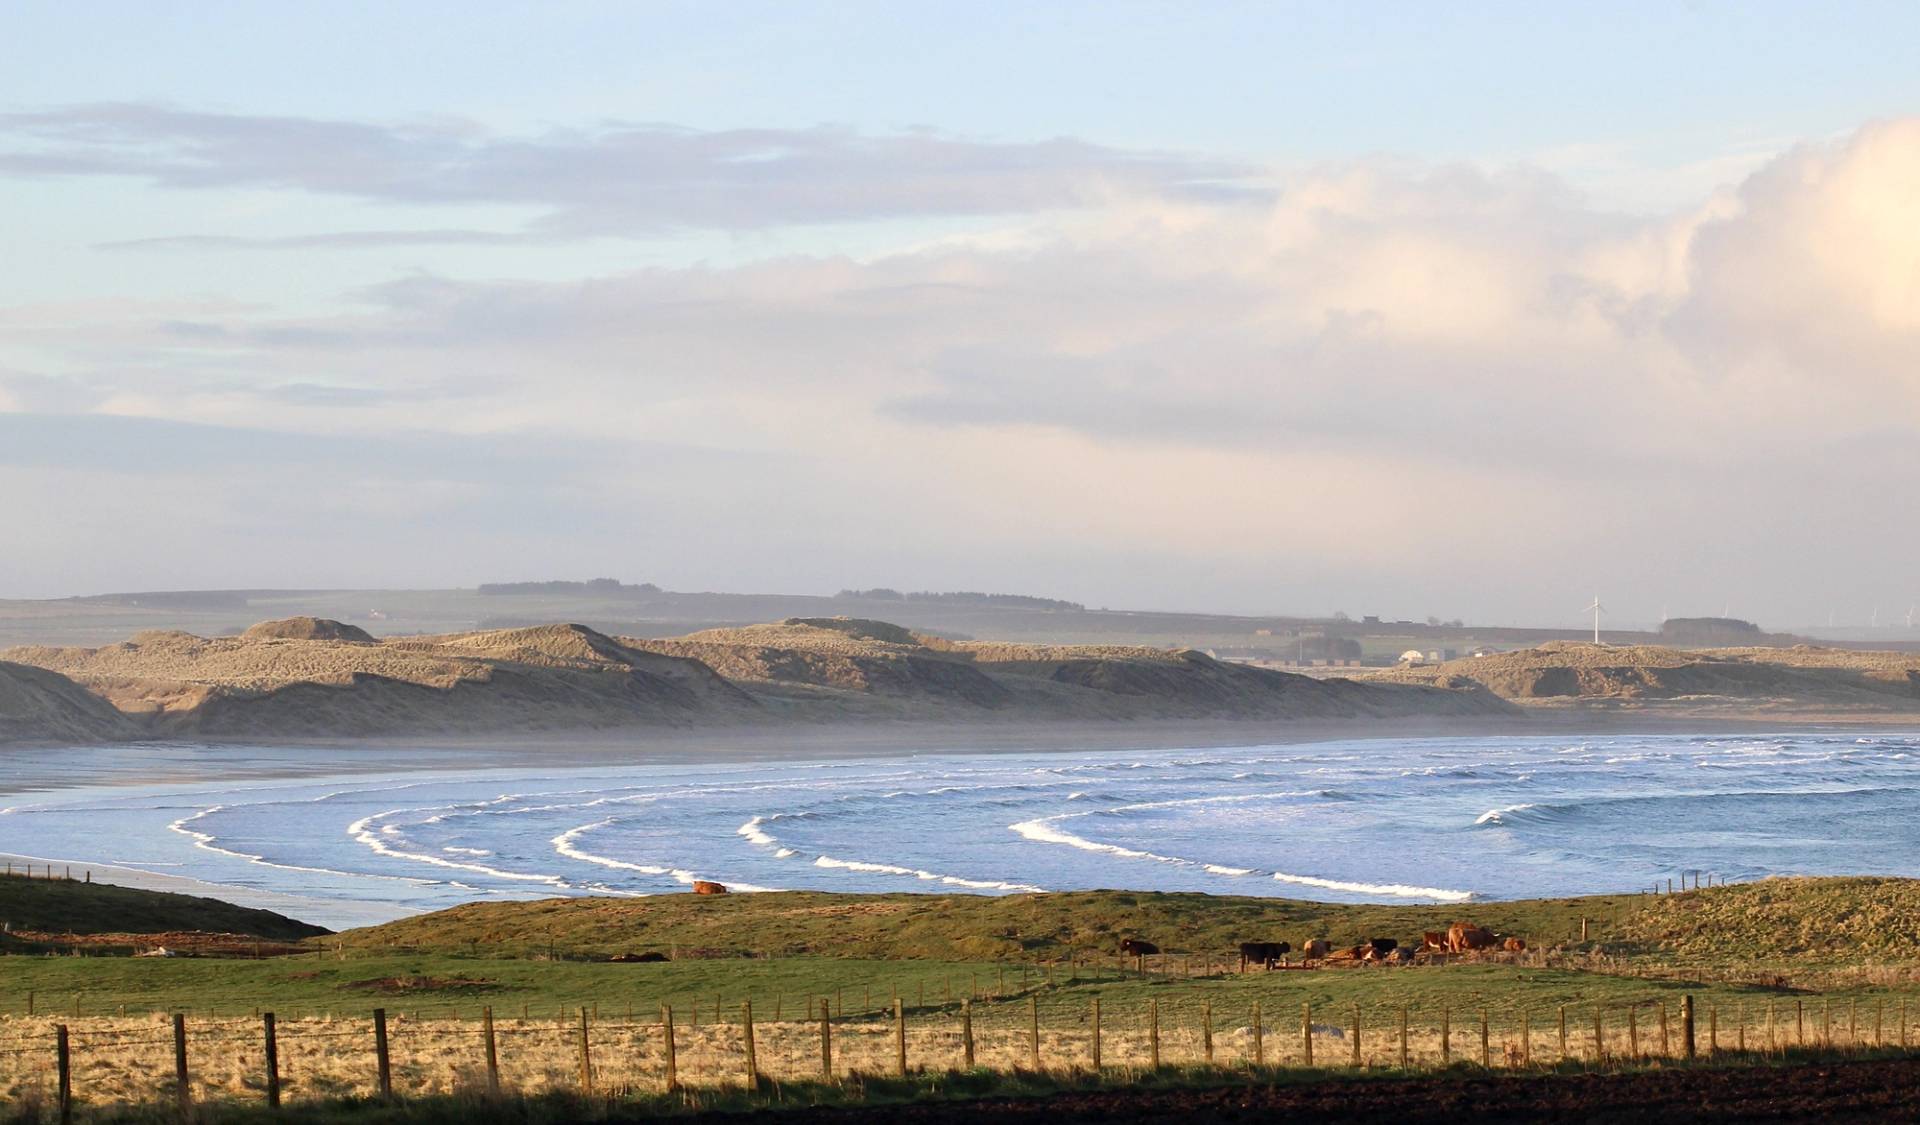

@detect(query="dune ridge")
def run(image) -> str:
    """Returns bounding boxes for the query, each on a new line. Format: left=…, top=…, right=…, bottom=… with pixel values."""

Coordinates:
left=0, top=614, right=1517, bottom=743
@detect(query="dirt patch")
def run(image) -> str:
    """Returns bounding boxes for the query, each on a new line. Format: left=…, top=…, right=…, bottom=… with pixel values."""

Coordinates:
left=339, top=975, right=500, bottom=994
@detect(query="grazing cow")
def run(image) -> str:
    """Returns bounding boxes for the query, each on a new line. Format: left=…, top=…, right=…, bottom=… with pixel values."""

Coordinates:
left=1447, top=922, right=1498, bottom=952
left=1386, top=947, right=1416, bottom=964
left=610, top=951, right=669, bottom=963
left=1503, top=937, right=1527, bottom=953
left=1238, top=941, right=1291, bottom=971
left=1300, top=938, right=1332, bottom=961
left=1119, top=938, right=1160, bottom=957
left=692, top=880, right=729, bottom=895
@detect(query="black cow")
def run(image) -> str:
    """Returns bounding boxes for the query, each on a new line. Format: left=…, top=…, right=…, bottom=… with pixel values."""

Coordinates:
left=1119, top=938, right=1160, bottom=957
left=1238, top=941, right=1291, bottom=970
left=1364, top=937, right=1399, bottom=962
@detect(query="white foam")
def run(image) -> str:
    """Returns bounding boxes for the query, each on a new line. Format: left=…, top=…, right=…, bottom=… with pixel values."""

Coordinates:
left=349, top=808, right=572, bottom=887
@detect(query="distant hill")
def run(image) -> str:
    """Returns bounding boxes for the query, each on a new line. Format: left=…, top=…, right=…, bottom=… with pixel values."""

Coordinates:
left=477, top=578, right=662, bottom=597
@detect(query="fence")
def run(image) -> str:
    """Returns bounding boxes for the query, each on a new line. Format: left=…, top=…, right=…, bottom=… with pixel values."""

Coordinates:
left=2, top=992, right=1913, bottom=1116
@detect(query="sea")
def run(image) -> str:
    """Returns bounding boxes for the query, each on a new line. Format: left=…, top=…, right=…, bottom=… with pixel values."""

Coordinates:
left=2, top=731, right=1916, bottom=930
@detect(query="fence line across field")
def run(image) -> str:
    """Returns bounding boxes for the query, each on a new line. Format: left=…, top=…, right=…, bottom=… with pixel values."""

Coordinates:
left=4, top=992, right=1915, bottom=1115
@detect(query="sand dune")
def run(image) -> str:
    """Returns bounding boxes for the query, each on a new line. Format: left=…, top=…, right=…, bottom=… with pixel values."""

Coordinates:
left=0, top=659, right=141, bottom=744
left=0, top=615, right=1517, bottom=744
left=1372, top=641, right=1920, bottom=713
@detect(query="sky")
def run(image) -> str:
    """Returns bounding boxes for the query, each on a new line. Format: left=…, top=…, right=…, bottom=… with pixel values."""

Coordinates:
left=3, top=1, right=1919, bottom=629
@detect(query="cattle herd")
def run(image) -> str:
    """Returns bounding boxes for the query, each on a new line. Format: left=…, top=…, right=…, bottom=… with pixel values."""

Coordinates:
left=1121, top=922, right=1527, bottom=971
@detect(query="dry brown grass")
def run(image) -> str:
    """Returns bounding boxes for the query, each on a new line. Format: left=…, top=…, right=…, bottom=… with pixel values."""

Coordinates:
left=8, top=1001, right=1840, bottom=1110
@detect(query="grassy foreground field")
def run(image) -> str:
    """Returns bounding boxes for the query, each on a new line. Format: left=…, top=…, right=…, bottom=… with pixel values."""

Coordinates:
left=5, top=878, right=1920, bottom=1118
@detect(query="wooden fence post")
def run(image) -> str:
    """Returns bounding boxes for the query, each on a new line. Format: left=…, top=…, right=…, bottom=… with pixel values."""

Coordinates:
left=1029, top=995, right=1041, bottom=1069
left=263, top=1012, right=281, bottom=1108
left=743, top=1000, right=758, bottom=1085
left=961, top=998, right=974, bottom=1069
left=1351, top=1005, right=1362, bottom=1067
left=1709, top=1003, right=1718, bottom=1054
left=1592, top=1007, right=1604, bottom=1063
left=577, top=1008, right=592, bottom=1092
left=482, top=1006, right=500, bottom=1095
left=818, top=999, right=833, bottom=1079
left=1148, top=999, right=1160, bottom=1069
left=1202, top=1001, right=1214, bottom=1064
left=56, top=1025, right=71, bottom=1125
left=1520, top=1009, right=1530, bottom=1066
left=662, top=1005, right=679, bottom=1091
left=1398, top=1006, right=1409, bottom=1068
left=894, top=997, right=907, bottom=1076
left=1627, top=1006, right=1639, bottom=1058
left=1441, top=1006, right=1451, bottom=1064
left=1479, top=1009, right=1489, bottom=1068
left=1090, top=997, right=1102, bottom=1070
left=1297, top=1001, right=1307, bottom=1067
left=1557, top=1005, right=1566, bottom=1062
left=1682, top=996, right=1695, bottom=1060
left=372, top=1008, right=391, bottom=1100
left=173, top=1012, right=191, bottom=1114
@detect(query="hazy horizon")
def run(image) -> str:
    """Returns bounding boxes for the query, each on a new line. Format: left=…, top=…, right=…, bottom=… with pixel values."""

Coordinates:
left=5, top=3, right=1919, bottom=629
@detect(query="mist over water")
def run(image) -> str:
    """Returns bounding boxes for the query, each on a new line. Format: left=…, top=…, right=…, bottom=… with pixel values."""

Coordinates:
left=3, top=732, right=1916, bottom=929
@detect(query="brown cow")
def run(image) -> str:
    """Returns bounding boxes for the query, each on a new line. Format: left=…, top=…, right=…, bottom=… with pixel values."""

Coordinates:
left=1447, top=922, right=1498, bottom=952
left=1503, top=937, right=1527, bottom=953
left=692, top=880, right=728, bottom=895
left=1119, top=938, right=1160, bottom=957
left=1300, top=939, right=1332, bottom=961
left=1421, top=931, right=1449, bottom=953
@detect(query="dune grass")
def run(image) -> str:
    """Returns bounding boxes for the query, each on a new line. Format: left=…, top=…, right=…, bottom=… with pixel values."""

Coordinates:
left=0, top=873, right=326, bottom=941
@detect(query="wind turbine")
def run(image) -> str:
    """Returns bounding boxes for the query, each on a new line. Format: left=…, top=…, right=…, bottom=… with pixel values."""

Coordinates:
left=1907, top=605, right=1915, bottom=630
left=1583, top=596, right=1604, bottom=645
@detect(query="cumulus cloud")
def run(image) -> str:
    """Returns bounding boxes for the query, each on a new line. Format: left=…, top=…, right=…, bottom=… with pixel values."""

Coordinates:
left=0, top=104, right=1259, bottom=240
left=2, top=116, right=1917, bottom=619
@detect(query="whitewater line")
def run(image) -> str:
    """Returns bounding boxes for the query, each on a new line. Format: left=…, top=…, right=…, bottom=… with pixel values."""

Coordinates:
left=1009, top=814, right=1472, bottom=902
left=347, top=808, right=575, bottom=888
left=553, top=818, right=776, bottom=893
left=736, top=815, right=1044, bottom=893
left=168, top=806, right=437, bottom=886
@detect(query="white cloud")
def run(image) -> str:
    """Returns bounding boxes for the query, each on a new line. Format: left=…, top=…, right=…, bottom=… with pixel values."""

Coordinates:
left=2, top=118, right=1917, bottom=622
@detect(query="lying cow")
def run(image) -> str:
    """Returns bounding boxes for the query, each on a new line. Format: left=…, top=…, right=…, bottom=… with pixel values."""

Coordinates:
left=692, top=880, right=728, bottom=895
left=1447, top=922, right=1499, bottom=952
left=1503, top=937, right=1527, bottom=953
left=1238, top=941, right=1291, bottom=970
left=1119, top=938, right=1160, bottom=958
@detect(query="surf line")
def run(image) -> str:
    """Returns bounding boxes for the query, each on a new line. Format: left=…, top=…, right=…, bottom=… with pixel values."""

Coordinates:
left=1010, top=814, right=1473, bottom=902
left=169, top=805, right=437, bottom=886
left=737, top=815, right=1044, bottom=894
left=553, top=817, right=776, bottom=893
left=347, top=807, right=582, bottom=889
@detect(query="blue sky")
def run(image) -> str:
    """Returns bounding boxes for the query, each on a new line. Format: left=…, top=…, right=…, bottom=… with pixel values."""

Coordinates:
left=3, top=3, right=1919, bottom=627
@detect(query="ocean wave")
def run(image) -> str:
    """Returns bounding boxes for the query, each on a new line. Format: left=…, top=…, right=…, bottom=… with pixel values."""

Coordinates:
left=551, top=819, right=773, bottom=893
left=348, top=808, right=574, bottom=888
left=810, top=854, right=1043, bottom=893
left=1011, top=815, right=1471, bottom=902
left=170, top=806, right=435, bottom=886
